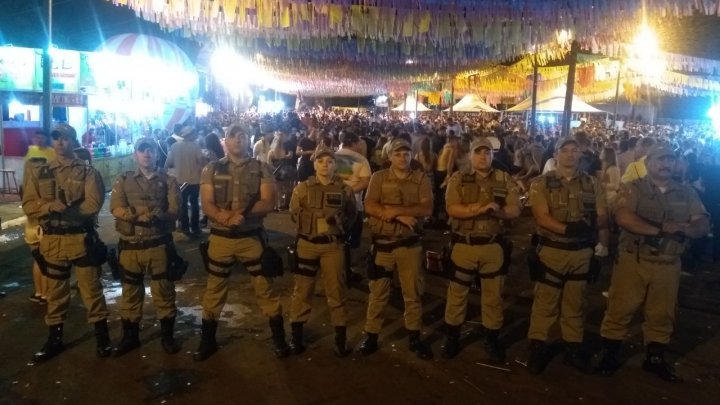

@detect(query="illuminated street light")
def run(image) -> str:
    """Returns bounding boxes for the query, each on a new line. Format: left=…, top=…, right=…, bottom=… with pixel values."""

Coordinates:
left=628, top=23, right=666, bottom=79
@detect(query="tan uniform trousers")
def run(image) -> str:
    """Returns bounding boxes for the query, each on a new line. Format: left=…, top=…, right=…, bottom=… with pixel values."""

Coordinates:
left=528, top=246, right=592, bottom=343
left=601, top=251, right=681, bottom=345
left=40, top=234, right=109, bottom=326
left=202, top=234, right=281, bottom=320
left=290, top=238, right=347, bottom=326
left=445, top=242, right=504, bottom=330
left=364, top=244, right=424, bottom=334
left=118, top=243, right=177, bottom=323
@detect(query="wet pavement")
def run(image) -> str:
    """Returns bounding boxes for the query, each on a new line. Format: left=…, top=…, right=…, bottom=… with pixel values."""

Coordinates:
left=1, top=199, right=719, bottom=405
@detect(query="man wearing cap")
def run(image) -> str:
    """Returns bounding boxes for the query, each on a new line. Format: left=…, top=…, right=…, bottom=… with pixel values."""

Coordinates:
left=358, top=138, right=434, bottom=359
left=109, top=138, right=182, bottom=356
left=287, top=146, right=357, bottom=357
left=165, top=126, right=204, bottom=236
left=596, top=144, right=709, bottom=382
left=441, top=138, right=521, bottom=361
left=21, top=123, right=112, bottom=362
left=193, top=124, right=290, bottom=361
left=526, top=136, right=608, bottom=375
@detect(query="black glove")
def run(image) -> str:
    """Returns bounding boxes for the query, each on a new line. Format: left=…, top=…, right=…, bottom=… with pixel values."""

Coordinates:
left=564, top=221, right=592, bottom=237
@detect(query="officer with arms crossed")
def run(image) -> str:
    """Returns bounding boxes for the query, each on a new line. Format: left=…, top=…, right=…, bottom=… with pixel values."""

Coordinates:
left=22, top=123, right=112, bottom=362
left=597, top=144, right=709, bottom=382
left=288, top=146, right=357, bottom=357
left=358, top=139, right=434, bottom=359
left=526, top=137, right=608, bottom=374
left=442, top=138, right=521, bottom=360
left=110, top=138, right=182, bottom=356
left=194, top=124, right=289, bottom=361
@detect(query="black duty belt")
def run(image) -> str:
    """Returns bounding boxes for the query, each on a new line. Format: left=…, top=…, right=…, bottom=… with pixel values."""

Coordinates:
left=451, top=233, right=497, bottom=246
left=372, top=235, right=420, bottom=252
left=118, top=234, right=172, bottom=251
left=43, top=226, right=93, bottom=235
left=298, top=234, right=339, bottom=244
left=538, top=236, right=592, bottom=251
left=210, top=228, right=262, bottom=239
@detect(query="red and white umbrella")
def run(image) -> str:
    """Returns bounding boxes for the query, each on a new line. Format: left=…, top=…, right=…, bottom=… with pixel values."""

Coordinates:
left=97, top=34, right=194, bottom=72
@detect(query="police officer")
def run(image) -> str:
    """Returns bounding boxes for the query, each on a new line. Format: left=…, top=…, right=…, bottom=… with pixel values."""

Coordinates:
left=21, top=123, right=112, bottom=362
left=288, top=146, right=357, bottom=357
left=110, top=138, right=182, bottom=356
left=442, top=138, right=521, bottom=360
left=597, top=144, right=709, bottom=382
left=526, top=137, right=608, bottom=374
left=194, top=124, right=289, bottom=361
left=358, top=138, right=434, bottom=359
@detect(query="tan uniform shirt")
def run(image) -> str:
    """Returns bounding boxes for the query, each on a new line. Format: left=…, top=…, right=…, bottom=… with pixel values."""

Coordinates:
left=445, top=168, right=521, bottom=230
left=365, top=168, right=432, bottom=239
left=289, top=176, right=357, bottom=236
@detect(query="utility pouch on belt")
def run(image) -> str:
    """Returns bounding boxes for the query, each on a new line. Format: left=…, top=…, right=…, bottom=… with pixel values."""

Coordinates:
left=84, top=231, right=108, bottom=266
left=587, top=256, right=601, bottom=285
left=107, top=247, right=121, bottom=280
left=425, top=242, right=453, bottom=275
left=166, top=242, right=188, bottom=282
left=31, top=249, right=48, bottom=276
left=287, top=241, right=298, bottom=273
left=199, top=241, right=210, bottom=272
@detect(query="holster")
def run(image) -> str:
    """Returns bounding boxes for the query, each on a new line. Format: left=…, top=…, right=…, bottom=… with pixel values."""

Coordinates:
left=166, top=242, right=188, bottom=282
left=79, top=231, right=108, bottom=267
left=287, top=240, right=298, bottom=273
left=107, top=247, right=122, bottom=280
left=527, top=246, right=544, bottom=282
left=260, top=232, right=284, bottom=278
left=498, top=237, right=513, bottom=275
left=31, top=249, right=48, bottom=276
left=199, top=241, right=210, bottom=272
left=366, top=245, right=381, bottom=280
left=587, top=256, right=601, bottom=285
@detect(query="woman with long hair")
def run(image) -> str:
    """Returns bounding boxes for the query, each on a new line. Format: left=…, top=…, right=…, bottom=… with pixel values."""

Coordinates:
left=267, top=131, right=295, bottom=210
left=600, top=146, right=621, bottom=206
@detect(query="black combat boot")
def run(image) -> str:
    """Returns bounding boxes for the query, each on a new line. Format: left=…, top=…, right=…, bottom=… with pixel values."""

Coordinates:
left=642, top=342, right=682, bottom=383
left=596, top=338, right=623, bottom=376
left=408, top=330, right=433, bottom=360
left=564, top=342, right=593, bottom=374
left=160, top=317, right=181, bottom=354
left=441, top=324, right=461, bottom=359
left=33, top=324, right=65, bottom=363
left=483, top=328, right=505, bottom=362
left=193, top=319, right=218, bottom=362
left=112, top=319, right=141, bottom=357
left=94, top=319, right=113, bottom=358
left=289, top=322, right=306, bottom=355
left=269, top=315, right=290, bottom=358
left=333, top=326, right=350, bottom=358
left=526, top=339, right=547, bottom=375
left=357, top=332, right=379, bottom=356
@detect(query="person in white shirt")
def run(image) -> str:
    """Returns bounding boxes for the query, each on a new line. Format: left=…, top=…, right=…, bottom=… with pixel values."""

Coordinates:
left=253, top=130, right=274, bottom=163
left=335, top=131, right=372, bottom=285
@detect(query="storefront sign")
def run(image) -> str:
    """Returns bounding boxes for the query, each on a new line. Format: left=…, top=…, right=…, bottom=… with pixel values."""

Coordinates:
left=35, top=48, right=81, bottom=93
left=0, top=47, right=36, bottom=91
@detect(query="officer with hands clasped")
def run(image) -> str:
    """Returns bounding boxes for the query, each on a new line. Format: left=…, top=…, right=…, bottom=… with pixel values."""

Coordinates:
left=110, top=137, right=183, bottom=356
left=193, top=124, right=289, bottom=361
left=358, top=139, right=434, bottom=360
left=441, top=138, right=521, bottom=361
left=526, top=136, right=608, bottom=374
left=597, top=144, right=710, bottom=382
left=287, top=146, right=357, bottom=357
left=22, top=123, right=112, bottom=362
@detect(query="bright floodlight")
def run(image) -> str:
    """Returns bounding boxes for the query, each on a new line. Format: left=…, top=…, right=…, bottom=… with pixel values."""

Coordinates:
left=709, top=104, right=720, bottom=135
left=547, top=115, right=556, bottom=124
left=629, top=24, right=666, bottom=78
left=211, top=48, right=266, bottom=96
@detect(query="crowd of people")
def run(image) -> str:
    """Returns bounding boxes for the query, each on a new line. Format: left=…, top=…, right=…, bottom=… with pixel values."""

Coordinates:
left=20, top=107, right=719, bottom=385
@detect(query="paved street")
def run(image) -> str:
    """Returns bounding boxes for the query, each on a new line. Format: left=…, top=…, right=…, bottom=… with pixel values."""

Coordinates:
left=1, top=199, right=719, bottom=405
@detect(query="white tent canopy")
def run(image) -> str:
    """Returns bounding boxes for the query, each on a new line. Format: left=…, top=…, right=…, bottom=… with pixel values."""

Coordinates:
left=507, top=86, right=605, bottom=113
left=445, top=94, right=499, bottom=113
left=392, top=95, right=432, bottom=112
